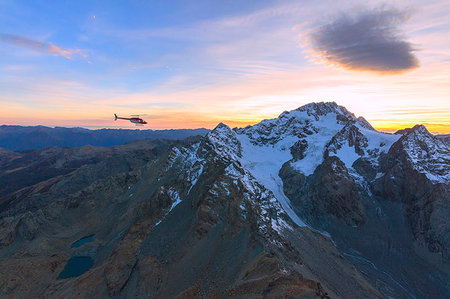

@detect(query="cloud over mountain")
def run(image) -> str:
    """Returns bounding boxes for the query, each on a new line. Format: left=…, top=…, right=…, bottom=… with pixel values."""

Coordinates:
left=307, top=7, right=419, bottom=74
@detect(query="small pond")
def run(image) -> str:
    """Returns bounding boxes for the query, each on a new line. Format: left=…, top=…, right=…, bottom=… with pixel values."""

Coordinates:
left=71, top=234, right=95, bottom=248
left=58, top=256, right=93, bottom=279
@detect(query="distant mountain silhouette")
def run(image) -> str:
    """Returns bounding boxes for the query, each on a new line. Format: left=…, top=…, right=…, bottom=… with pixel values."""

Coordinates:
left=0, top=125, right=209, bottom=150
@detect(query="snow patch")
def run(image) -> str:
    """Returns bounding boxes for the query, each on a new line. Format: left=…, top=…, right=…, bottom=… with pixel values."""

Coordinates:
left=292, top=113, right=345, bottom=175
left=153, top=187, right=182, bottom=228
left=188, top=164, right=204, bottom=194
left=400, top=128, right=450, bottom=184
left=167, top=188, right=182, bottom=212
left=237, top=134, right=307, bottom=227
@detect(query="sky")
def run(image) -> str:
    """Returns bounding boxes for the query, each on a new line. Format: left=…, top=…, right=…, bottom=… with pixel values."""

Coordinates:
left=0, top=0, right=449, bottom=133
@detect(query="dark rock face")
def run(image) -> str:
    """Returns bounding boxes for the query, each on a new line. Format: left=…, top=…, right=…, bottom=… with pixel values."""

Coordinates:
left=309, top=156, right=366, bottom=226
left=290, top=139, right=308, bottom=160
left=284, top=156, right=366, bottom=227
left=135, top=157, right=291, bottom=297
left=279, top=162, right=306, bottom=197
left=325, top=124, right=369, bottom=157
left=352, top=157, right=377, bottom=181
left=373, top=127, right=450, bottom=260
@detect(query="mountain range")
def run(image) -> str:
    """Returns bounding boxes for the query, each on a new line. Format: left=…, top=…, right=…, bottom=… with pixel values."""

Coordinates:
left=0, top=102, right=448, bottom=298
left=0, top=125, right=209, bottom=150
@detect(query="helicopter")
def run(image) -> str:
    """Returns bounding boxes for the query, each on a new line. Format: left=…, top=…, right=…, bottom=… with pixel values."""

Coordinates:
left=114, top=114, right=147, bottom=125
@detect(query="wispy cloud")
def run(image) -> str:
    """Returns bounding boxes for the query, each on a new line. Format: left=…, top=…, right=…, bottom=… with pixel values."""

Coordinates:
left=306, top=6, right=419, bottom=74
left=110, top=102, right=188, bottom=108
left=95, top=2, right=306, bottom=79
left=0, top=33, right=86, bottom=59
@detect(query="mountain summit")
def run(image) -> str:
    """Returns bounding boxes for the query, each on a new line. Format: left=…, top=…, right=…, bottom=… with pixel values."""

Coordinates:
left=0, top=102, right=448, bottom=298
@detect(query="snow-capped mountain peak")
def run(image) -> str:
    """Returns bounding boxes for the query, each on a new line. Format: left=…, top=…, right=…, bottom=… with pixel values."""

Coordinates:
left=195, top=103, right=449, bottom=235
left=235, top=102, right=354, bottom=147
left=204, top=122, right=241, bottom=159
left=356, top=116, right=375, bottom=130
left=294, top=101, right=356, bottom=123
left=396, top=124, right=450, bottom=184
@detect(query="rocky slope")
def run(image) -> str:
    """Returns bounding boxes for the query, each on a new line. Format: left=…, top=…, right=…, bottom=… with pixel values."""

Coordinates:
left=0, top=102, right=448, bottom=298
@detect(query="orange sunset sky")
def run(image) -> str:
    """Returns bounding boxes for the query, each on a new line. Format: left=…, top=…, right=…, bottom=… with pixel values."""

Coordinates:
left=0, top=0, right=449, bottom=133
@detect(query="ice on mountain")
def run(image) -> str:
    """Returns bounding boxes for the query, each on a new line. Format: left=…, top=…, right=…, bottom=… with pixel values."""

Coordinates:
left=329, top=124, right=400, bottom=170
left=188, top=163, right=204, bottom=194
left=237, top=133, right=307, bottom=227
left=167, top=188, right=182, bottom=212
left=153, top=187, right=183, bottom=228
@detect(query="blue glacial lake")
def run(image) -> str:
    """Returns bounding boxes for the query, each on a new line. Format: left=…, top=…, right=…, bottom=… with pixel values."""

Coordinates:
left=58, top=256, right=93, bottom=279
left=71, top=234, right=95, bottom=248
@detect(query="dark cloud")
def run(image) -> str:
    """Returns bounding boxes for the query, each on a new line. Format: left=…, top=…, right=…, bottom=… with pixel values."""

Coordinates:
left=0, top=33, right=84, bottom=59
left=308, top=7, right=419, bottom=74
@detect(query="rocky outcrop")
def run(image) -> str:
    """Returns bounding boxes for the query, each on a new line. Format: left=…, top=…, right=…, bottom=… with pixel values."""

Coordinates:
left=325, top=124, right=369, bottom=156
left=284, top=156, right=366, bottom=227
left=352, top=157, right=377, bottom=181
left=290, top=139, right=308, bottom=160
left=373, top=125, right=450, bottom=260
left=279, top=162, right=306, bottom=197
left=296, top=101, right=356, bottom=123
